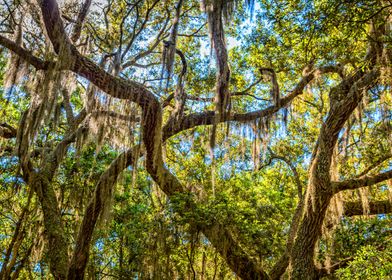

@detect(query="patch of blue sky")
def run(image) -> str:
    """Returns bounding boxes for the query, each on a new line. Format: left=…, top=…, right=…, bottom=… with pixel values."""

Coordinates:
left=0, top=156, right=18, bottom=170
left=33, top=262, right=43, bottom=273
left=1, top=176, right=24, bottom=186
left=1, top=85, right=28, bottom=104
left=220, top=161, right=234, bottom=180
left=0, top=233, right=9, bottom=240
left=95, top=238, right=105, bottom=252
left=377, top=214, right=387, bottom=220
left=178, top=139, right=192, bottom=156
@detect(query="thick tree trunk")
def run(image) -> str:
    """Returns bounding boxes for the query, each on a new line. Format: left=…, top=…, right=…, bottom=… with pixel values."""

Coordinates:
left=290, top=187, right=333, bottom=279
left=288, top=67, right=379, bottom=279
left=23, top=2, right=382, bottom=280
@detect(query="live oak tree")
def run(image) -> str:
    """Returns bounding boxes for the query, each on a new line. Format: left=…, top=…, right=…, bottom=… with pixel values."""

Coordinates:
left=0, top=0, right=391, bottom=279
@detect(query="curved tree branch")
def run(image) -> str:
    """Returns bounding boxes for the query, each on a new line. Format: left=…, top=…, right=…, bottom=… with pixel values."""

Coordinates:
left=36, top=1, right=270, bottom=279
left=68, top=147, right=138, bottom=279
left=289, top=66, right=381, bottom=278
left=1, top=1, right=372, bottom=279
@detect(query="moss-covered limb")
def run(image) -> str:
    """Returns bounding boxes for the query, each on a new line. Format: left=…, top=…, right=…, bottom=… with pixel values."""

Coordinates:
left=332, top=169, right=392, bottom=193
left=30, top=172, right=69, bottom=280
left=68, top=148, right=137, bottom=279
left=0, top=35, right=54, bottom=70
left=1, top=4, right=339, bottom=139
left=201, top=223, right=271, bottom=280
left=268, top=199, right=305, bottom=280
left=76, top=41, right=270, bottom=280
left=2, top=8, right=334, bottom=277
left=289, top=68, right=381, bottom=279
left=25, top=125, right=88, bottom=279
left=170, top=49, right=188, bottom=120
left=162, top=65, right=341, bottom=139
left=162, top=0, right=184, bottom=82
left=61, top=87, right=75, bottom=124
left=70, top=0, right=92, bottom=43
left=32, top=2, right=332, bottom=279
left=33, top=2, right=388, bottom=280
left=343, top=200, right=392, bottom=216
left=38, top=0, right=73, bottom=56
left=203, top=0, right=231, bottom=122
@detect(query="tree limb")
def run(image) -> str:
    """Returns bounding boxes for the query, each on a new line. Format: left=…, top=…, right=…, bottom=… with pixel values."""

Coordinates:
left=36, top=2, right=270, bottom=279
left=162, top=65, right=339, bottom=140
left=0, top=35, right=53, bottom=70
left=343, top=200, right=392, bottom=216
left=71, top=0, right=92, bottom=42
left=333, top=169, right=392, bottom=193
left=356, top=154, right=392, bottom=177
left=68, top=147, right=138, bottom=279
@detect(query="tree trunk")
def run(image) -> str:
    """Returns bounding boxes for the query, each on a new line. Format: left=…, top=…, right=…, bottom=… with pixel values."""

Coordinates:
left=290, top=186, right=333, bottom=279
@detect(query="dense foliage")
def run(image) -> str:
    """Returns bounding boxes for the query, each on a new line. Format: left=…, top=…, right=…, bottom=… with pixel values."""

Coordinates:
left=0, top=0, right=391, bottom=279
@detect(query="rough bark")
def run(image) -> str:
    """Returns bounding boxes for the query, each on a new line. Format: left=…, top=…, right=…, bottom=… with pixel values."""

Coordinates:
left=35, top=1, right=269, bottom=278
left=68, top=149, right=137, bottom=279
left=203, top=0, right=231, bottom=121
left=269, top=199, right=304, bottom=280
left=26, top=126, right=88, bottom=279
left=289, top=69, right=380, bottom=279
left=1, top=1, right=388, bottom=279
left=30, top=172, right=69, bottom=280
left=333, top=169, right=392, bottom=193
left=343, top=200, right=392, bottom=216
left=0, top=6, right=341, bottom=277
left=0, top=35, right=53, bottom=70
left=71, top=0, right=92, bottom=43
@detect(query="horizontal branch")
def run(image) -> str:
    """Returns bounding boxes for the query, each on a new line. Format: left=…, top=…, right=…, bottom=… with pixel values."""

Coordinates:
left=333, top=169, right=392, bottom=193
left=344, top=200, right=392, bottom=216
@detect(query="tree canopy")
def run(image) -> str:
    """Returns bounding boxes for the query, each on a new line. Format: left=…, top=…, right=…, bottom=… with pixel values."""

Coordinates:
left=0, top=0, right=391, bottom=279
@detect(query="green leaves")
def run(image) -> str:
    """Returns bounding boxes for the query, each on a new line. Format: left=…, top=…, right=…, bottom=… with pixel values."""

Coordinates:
left=336, top=241, right=392, bottom=279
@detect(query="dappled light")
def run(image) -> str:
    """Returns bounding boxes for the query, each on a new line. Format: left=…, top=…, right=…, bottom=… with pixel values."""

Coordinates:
left=0, top=0, right=391, bottom=279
